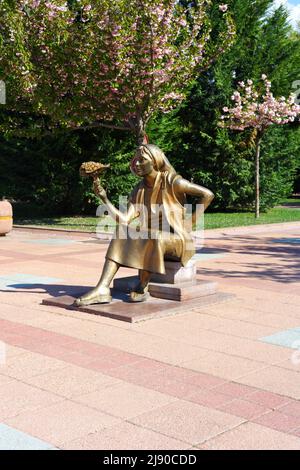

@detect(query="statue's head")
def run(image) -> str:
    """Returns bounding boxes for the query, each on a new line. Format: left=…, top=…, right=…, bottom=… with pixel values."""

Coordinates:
left=130, top=144, right=176, bottom=179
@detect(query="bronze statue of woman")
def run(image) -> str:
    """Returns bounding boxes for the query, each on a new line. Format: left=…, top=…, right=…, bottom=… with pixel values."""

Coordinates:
left=75, top=144, right=214, bottom=306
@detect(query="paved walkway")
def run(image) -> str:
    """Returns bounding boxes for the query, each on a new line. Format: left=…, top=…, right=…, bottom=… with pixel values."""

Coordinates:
left=0, top=222, right=300, bottom=450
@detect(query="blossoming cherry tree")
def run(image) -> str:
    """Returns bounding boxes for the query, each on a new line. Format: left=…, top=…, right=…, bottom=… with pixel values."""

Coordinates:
left=0, top=0, right=234, bottom=143
left=220, top=75, right=300, bottom=217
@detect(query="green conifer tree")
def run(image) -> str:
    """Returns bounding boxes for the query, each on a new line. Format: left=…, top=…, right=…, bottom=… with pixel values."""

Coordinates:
left=149, top=0, right=300, bottom=211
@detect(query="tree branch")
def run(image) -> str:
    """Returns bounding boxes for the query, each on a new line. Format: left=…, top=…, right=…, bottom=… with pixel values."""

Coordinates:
left=72, top=121, right=131, bottom=132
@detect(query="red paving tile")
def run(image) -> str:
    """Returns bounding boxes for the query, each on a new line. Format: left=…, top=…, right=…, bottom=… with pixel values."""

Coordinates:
left=106, top=360, right=168, bottom=382
left=253, top=411, right=300, bottom=433
left=61, top=340, right=115, bottom=357
left=154, top=366, right=226, bottom=389
left=27, top=342, right=79, bottom=359
left=277, top=401, right=300, bottom=418
left=84, top=357, right=124, bottom=372
left=245, top=390, right=292, bottom=409
left=185, top=389, right=234, bottom=408
left=57, top=351, right=106, bottom=369
left=217, top=399, right=270, bottom=419
left=1, top=333, right=46, bottom=351
left=104, top=350, right=145, bottom=366
left=126, top=372, right=204, bottom=399
left=214, top=382, right=257, bottom=398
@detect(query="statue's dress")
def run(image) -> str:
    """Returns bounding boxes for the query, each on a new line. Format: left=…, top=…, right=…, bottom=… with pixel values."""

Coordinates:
left=105, top=172, right=195, bottom=274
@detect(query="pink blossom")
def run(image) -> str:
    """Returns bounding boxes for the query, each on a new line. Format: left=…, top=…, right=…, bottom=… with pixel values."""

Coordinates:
left=221, top=75, right=300, bottom=132
left=219, top=4, right=228, bottom=13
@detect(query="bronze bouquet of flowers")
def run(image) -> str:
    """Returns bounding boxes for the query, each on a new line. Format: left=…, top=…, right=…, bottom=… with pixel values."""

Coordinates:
left=79, top=161, right=110, bottom=200
left=79, top=161, right=110, bottom=181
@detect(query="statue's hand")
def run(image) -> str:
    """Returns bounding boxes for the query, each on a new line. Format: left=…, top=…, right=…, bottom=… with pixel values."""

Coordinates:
left=93, top=179, right=107, bottom=201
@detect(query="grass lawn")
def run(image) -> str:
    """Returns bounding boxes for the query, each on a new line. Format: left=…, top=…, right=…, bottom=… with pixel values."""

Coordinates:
left=204, top=207, right=300, bottom=229
left=14, top=200, right=300, bottom=232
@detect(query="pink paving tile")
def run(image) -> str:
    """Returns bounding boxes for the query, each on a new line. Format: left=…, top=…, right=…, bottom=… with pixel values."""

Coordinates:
left=24, top=364, right=121, bottom=399
left=185, top=389, right=234, bottom=408
left=237, top=365, right=300, bottom=400
left=292, top=428, right=300, bottom=437
left=154, top=366, right=226, bottom=389
left=5, top=400, right=122, bottom=447
left=244, top=312, right=300, bottom=330
left=217, top=399, right=270, bottom=419
left=198, top=422, right=300, bottom=450
left=108, top=369, right=204, bottom=399
left=244, top=390, right=292, bottom=409
left=0, top=351, right=67, bottom=380
left=61, top=422, right=190, bottom=450
left=0, top=373, right=16, bottom=387
left=75, top=382, right=176, bottom=419
left=276, top=401, right=300, bottom=418
left=1, top=344, right=26, bottom=359
left=130, top=400, right=244, bottom=445
left=274, top=358, right=300, bottom=372
left=213, top=320, right=278, bottom=339
left=213, top=382, right=257, bottom=398
left=253, top=411, right=300, bottom=433
left=0, top=380, right=64, bottom=420
left=182, top=351, right=267, bottom=381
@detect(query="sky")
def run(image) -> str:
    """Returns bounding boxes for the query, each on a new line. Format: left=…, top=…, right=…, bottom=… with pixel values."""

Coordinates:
left=273, top=0, right=300, bottom=28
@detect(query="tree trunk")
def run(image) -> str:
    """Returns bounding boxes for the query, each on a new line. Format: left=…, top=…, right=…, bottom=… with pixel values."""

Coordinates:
left=136, top=120, right=146, bottom=145
left=127, top=115, right=149, bottom=145
left=255, top=135, right=261, bottom=218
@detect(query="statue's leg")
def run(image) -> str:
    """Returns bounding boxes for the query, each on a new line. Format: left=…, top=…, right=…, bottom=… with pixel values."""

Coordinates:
left=130, top=269, right=151, bottom=302
left=75, top=259, right=119, bottom=306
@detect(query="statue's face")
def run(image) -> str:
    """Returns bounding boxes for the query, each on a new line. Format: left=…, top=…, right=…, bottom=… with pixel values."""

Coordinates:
left=133, top=148, right=154, bottom=177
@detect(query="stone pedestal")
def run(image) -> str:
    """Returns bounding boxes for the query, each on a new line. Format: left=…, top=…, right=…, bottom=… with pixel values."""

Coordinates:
left=149, top=259, right=196, bottom=284
left=113, top=276, right=217, bottom=301
left=113, top=258, right=217, bottom=302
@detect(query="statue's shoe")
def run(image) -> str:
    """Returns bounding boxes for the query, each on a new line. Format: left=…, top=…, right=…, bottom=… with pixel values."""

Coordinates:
left=74, top=293, right=112, bottom=306
left=129, top=291, right=150, bottom=302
